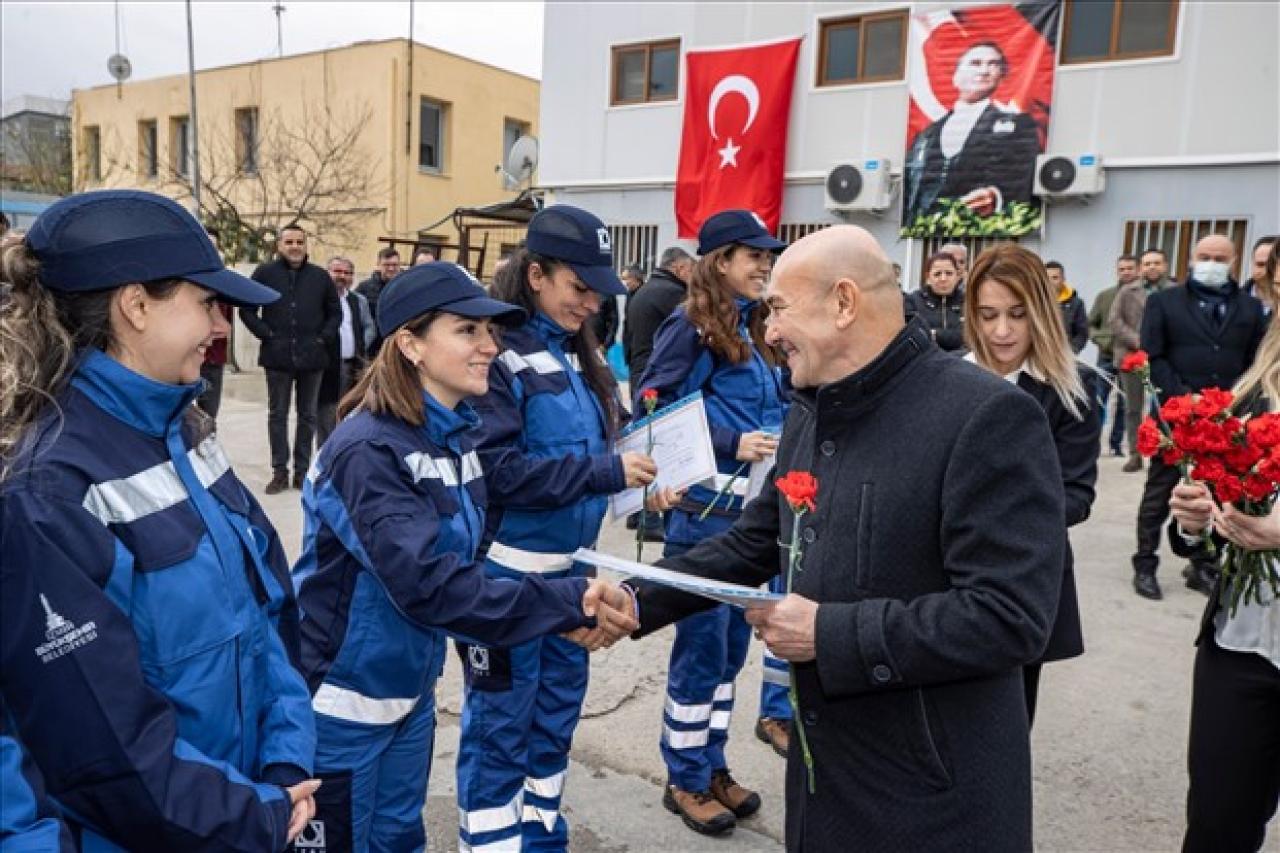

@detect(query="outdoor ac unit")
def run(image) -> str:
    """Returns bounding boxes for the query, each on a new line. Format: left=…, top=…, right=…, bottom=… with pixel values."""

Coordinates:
left=1035, top=153, right=1105, bottom=197
left=825, top=159, right=892, bottom=212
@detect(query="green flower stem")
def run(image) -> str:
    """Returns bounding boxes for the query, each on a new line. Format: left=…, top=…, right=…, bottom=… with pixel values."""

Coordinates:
left=635, top=415, right=656, bottom=561
left=698, top=461, right=750, bottom=521
left=785, top=508, right=817, bottom=795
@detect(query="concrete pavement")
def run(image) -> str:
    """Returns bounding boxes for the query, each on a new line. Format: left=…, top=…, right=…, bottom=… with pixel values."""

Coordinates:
left=218, top=369, right=1278, bottom=852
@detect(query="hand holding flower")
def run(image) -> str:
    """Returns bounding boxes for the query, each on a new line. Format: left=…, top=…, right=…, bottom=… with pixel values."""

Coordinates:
left=744, top=594, right=818, bottom=662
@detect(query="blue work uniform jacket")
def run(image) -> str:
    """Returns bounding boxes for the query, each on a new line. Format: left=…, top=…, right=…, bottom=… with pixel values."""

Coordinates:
left=293, top=391, right=592, bottom=723
left=0, top=350, right=314, bottom=852
left=636, top=300, right=787, bottom=531
left=469, top=314, right=627, bottom=577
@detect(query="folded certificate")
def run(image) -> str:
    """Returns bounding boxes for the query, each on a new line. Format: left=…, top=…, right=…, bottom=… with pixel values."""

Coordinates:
left=573, top=548, right=783, bottom=609
left=610, top=393, right=717, bottom=519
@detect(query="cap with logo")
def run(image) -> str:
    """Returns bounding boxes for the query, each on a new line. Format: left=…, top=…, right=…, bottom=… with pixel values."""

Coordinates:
left=25, top=189, right=279, bottom=307
left=376, top=262, right=526, bottom=338
left=524, top=204, right=627, bottom=297
left=697, top=209, right=787, bottom=256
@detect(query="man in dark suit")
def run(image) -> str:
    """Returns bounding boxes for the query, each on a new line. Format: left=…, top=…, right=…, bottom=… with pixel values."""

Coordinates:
left=1131, top=234, right=1269, bottom=600
left=316, top=255, right=375, bottom=448
left=903, top=42, right=1041, bottom=223
left=626, top=225, right=1065, bottom=850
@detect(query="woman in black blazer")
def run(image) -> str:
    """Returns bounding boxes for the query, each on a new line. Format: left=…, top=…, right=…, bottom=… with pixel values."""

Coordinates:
left=964, top=244, right=1101, bottom=724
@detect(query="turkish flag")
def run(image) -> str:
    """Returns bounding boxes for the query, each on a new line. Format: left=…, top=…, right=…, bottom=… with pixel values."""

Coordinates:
left=675, top=38, right=802, bottom=239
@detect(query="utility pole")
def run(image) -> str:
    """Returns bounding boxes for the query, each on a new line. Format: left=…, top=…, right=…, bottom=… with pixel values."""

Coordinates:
left=185, top=0, right=202, bottom=216
left=272, top=2, right=285, bottom=58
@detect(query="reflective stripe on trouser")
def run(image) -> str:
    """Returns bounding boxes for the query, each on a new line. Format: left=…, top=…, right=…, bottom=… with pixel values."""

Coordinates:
left=312, top=682, right=439, bottom=853
left=457, top=633, right=588, bottom=852
left=759, top=571, right=794, bottom=720
left=660, top=535, right=752, bottom=792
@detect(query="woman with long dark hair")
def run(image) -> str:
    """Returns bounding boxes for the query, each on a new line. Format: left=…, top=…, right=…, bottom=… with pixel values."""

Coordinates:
left=964, top=243, right=1099, bottom=724
left=635, top=209, right=788, bottom=835
left=292, top=263, right=636, bottom=852
left=1170, top=237, right=1279, bottom=853
left=0, top=190, right=318, bottom=851
left=454, top=205, right=671, bottom=851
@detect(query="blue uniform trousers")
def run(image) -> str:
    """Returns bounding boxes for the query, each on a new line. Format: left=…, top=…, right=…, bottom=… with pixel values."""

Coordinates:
left=457, top=632, right=588, bottom=852
left=660, top=514, right=753, bottom=792
left=758, top=571, right=794, bottom=720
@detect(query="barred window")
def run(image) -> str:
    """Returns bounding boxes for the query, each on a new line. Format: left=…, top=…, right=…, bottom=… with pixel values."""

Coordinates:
left=1123, top=217, right=1249, bottom=282
left=606, top=224, right=659, bottom=274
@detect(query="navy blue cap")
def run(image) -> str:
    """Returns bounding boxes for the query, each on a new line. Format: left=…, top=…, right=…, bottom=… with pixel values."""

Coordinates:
left=376, top=262, right=526, bottom=338
left=25, top=190, right=279, bottom=307
left=697, top=209, right=786, bottom=256
left=525, top=205, right=626, bottom=297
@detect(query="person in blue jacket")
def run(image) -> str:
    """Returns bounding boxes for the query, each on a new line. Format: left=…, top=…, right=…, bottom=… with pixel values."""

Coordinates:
left=0, top=190, right=319, bottom=852
left=454, top=205, right=674, bottom=852
left=293, top=262, right=639, bottom=853
left=634, top=209, right=788, bottom=835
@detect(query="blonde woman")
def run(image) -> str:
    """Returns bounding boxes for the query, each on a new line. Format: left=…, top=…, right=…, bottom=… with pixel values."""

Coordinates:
left=964, top=244, right=1100, bottom=723
left=1169, top=243, right=1279, bottom=853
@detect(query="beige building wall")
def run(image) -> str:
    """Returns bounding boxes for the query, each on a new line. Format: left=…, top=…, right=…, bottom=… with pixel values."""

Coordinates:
left=72, top=39, right=538, bottom=274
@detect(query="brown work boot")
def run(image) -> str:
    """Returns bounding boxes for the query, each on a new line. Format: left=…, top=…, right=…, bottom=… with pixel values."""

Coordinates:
left=710, top=768, right=761, bottom=819
left=755, top=717, right=790, bottom=758
left=662, top=785, right=736, bottom=836
left=1122, top=453, right=1143, bottom=472
left=265, top=469, right=289, bottom=495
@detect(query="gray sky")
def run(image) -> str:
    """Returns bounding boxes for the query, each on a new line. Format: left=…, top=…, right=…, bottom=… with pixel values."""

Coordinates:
left=2, top=1, right=545, bottom=103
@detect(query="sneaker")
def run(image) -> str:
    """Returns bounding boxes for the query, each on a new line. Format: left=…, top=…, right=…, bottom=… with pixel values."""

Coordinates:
left=710, top=769, right=761, bottom=819
left=754, top=717, right=790, bottom=758
left=265, top=470, right=289, bottom=495
left=292, top=470, right=306, bottom=490
left=663, top=785, right=735, bottom=836
left=1122, top=453, right=1144, bottom=472
left=1133, top=571, right=1162, bottom=600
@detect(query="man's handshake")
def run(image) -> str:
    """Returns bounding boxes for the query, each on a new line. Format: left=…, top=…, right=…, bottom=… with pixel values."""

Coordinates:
left=564, top=579, right=638, bottom=652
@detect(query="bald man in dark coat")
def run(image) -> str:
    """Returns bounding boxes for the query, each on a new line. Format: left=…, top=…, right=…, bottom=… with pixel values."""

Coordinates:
left=628, top=225, right=1064, bottom=851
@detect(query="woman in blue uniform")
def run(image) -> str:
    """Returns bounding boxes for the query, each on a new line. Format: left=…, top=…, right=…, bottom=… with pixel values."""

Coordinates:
left=454, top=205, right=669, bottom=852
left=635, top=209, right=788, bottom=835
left=293, top=262, right=638, bottom=853
left=964, top=244, right=1098, bottom=724
left=0, top=190, right=318, bottom=851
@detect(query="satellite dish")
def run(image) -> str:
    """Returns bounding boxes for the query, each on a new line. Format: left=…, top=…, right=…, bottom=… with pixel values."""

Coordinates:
left=1038, top=156, right=1077, bottom=193
left=502, top=135, right=538, bottom=189
left=108, top=53, right=132, bottom=82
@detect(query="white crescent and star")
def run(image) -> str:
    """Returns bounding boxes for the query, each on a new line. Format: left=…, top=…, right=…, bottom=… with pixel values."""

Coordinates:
left=707, top=74, right=759, bottom=170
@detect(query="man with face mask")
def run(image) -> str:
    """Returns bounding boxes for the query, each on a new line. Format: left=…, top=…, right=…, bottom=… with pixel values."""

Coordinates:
left=1128, top=235, right=1268, bottom=601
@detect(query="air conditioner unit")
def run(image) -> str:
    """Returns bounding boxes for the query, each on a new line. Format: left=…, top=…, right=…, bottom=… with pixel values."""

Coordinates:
left=825, top=159, right=893, bottom=212
left=1035, top=153, right=1105, bottom=197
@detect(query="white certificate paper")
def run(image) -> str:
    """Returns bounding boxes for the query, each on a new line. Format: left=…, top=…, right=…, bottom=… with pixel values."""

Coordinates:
left=745, top=455, right=776, bottom=503
left=610, top=393, right=717, bottom=519
left=573, top=548, right=783, bottom=609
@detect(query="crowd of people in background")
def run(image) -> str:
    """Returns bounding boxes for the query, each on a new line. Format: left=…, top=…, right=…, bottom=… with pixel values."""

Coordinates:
left=1, top=190, right=1276, bottom=852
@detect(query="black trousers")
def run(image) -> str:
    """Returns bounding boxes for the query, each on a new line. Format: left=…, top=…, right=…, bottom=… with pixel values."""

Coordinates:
left=1183, top=638, right=1280, bottom=853
left=1133, top=456, right=1215, bottom=575
left=197, top=362, right=225, bottom=420
left=1023, top=663, right=1042, bottom=728
left=265, top=368, right=322, bottom=474
left=316, top=360, right=359, bottom=450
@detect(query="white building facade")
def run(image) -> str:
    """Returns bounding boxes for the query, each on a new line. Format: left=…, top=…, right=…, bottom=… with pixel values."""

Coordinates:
left=539, top=1, right=1280, bottom=304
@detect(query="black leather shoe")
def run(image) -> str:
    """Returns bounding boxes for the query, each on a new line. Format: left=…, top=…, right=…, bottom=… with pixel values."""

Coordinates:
left=265, top=470, right=289, bottom=495
left=1133, top=572, right=1162, bottom=600
left=1183, top=564, right=1217, bottom=596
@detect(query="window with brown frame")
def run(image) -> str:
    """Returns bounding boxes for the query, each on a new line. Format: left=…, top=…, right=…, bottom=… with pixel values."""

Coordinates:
left=817, top=10, right=908, bottom=87
left=1123, top=217, right=1249, bottom=282
left=610, top=39, right=680, bottom=106
left=1061, top=0, right=1178, bottom=65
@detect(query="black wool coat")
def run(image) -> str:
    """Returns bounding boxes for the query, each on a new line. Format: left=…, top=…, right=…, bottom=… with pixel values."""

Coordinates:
left=633, top=322, right=1065, bottom=852
left=1016, top=370, right=1100, bottom=663
left=241, top=257, right=341, bottom=372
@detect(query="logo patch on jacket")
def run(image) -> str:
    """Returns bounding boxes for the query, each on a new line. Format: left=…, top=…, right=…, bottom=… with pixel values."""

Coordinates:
left=34, top=594, right=98, bottom=664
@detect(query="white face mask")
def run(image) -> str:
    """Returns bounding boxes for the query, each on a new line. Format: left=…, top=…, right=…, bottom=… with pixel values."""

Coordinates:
left=1192, top=260, right=1231, bottom=288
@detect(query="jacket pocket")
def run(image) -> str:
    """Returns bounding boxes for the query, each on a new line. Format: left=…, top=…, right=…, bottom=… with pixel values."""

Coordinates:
left=908, top=688, right=953, bottom=791
left=855, top=482, right=875, bottom=588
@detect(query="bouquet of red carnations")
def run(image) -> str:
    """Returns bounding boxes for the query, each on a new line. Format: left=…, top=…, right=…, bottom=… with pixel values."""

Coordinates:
left=1136, top=383, right=1280, bottom=614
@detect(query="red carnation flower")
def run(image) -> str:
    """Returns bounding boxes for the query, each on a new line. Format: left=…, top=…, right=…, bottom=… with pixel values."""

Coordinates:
left=775, top=471, right=818, bottom=514
left=1242, top=474, right=1275, bottom=502
left=1136, top=418, right=1164, bottom=458
left=1246, top=413, right=1280, bottom=451
left=1119, top=350, right=1149, bottom=373
left=1193, top=387, right=1234, bottom=419
left=1215, top=476, right=1245, bottom=504
left=1160, top=395, right=1195, bottom=427
left=1191, top=457, right=1227, bottom=485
